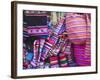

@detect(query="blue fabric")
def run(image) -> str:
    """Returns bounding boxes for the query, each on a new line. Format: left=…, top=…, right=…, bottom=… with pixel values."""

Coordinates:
left=26, top=52, right=33, bottom=61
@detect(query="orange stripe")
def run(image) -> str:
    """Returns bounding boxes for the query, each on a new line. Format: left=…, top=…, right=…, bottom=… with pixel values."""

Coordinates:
left=67, top=24, right=87, bottom=28
left=67, top=28, right=86, bottom=32
left=69, top=32, right=90, bottom=36
left=66, top=26, right=90, bottom=30
left=66, top=21, right=86, bottom=25
left=66, top=18, right=85, bottom=23
left=68, top=31, right=90, bottom=35
left=67, top=22, right=86, bottom=26
left=68, top=36, right=90, bottom=39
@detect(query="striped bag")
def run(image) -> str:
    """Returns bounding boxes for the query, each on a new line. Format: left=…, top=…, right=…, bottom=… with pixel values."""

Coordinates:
left=65, top=13, right=91, bottom=66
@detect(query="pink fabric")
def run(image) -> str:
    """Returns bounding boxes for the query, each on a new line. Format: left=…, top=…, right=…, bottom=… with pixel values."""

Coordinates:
left=65, top=13, right=91, bottom=66
left=73, top=44, right=91, bottom=66
left=65, top=13, right=88, bottom=44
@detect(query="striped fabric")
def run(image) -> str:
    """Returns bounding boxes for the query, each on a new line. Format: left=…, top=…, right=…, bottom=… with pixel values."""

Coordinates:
left=48, top=35, right=67, bottom=56
left=33, top=40, right=39, bottom=62
left=65, top=13, right=91, bottom=66
left=23, top=12, right=91, bottom=69
left=73, top=44, right=86, bottom=66
left=41, top=35, right=58, bottom=60
left=49, top=56, right=59, bottom=68
left=65, top=13, right=87, bottom=44
left=54, top=17, right=65, bottom=35
left=84, top=14, right=91, bottom=66
left=30, top=40, right=40, bottom=67
left=38, top=39, right=45, bottom=63
left=30, top=39, right=46, bottom=68
left=59, top=53, right=68, bottom=67
left=23, top=28, right=29, bottom=38
left=73, top=43, right=91, bottom=66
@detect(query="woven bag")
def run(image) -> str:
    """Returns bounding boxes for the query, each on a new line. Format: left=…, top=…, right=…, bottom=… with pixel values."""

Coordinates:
left=65, top=13, right=91, bottom=66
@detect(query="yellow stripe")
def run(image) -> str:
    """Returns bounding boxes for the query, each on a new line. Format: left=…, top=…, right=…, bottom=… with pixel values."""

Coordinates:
left=60, top=58, right=66, bottom=61
left=50, top=60, right=58, bottom=64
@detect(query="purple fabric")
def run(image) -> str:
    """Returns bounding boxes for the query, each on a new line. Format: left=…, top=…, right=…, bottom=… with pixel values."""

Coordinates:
left=73, top=44, right=90, bottom=66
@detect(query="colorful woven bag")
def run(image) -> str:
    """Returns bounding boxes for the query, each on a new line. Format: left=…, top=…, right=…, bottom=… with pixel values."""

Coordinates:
left=65, top=13, right=91, bottom=66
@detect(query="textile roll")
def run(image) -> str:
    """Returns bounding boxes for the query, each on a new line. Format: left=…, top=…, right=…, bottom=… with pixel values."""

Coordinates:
left=59, top=53, right=68, bottom=67
left=49, top=35, right=67, bottom=56
left=33, top=40, right=39, bottom=62
left=65, top=43, right=77, bottom=66
left=49, top=56, right=59, bottom=68
left=38, top=39, right=45, bottom=62
left=30, top=40, right=40, bottom=67
left=54, top=17, right=65, bottom=35
left=41, top=35, right=58, bottom=60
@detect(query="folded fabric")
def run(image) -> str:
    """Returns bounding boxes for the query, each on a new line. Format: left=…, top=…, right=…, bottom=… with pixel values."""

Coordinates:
left=59, top=53, right=68, bottom=67
left=49, top=56, right=59, bottom=68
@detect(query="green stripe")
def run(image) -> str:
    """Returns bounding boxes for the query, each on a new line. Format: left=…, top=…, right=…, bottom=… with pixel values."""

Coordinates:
left=60, top=60, right=68, bottom=64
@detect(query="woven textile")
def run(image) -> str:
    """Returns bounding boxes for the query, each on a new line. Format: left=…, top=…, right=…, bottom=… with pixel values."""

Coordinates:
left=23, top=12, right=91, bottom=69
left=65, top=13, right=87, bottom=44
left=65, top=13, right=91, bottom=66
left=49, top=56, right=59, bottom=68
left=59, top=53, right=68, bottom=67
